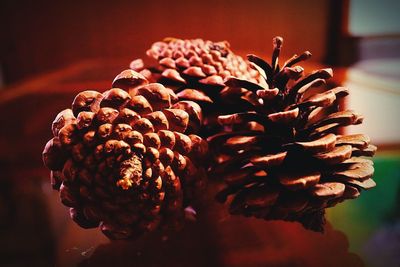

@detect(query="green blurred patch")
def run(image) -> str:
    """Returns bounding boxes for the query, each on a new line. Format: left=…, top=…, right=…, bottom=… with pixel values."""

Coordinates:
left=327, top=153, right=400, bottom=252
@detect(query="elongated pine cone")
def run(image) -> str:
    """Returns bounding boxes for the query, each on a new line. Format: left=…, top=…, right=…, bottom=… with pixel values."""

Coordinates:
left=210, top=37, right=377, bottom=232
left=130, top=38, right=260, bottom=135
left=42, top=70, right=208, bottom=239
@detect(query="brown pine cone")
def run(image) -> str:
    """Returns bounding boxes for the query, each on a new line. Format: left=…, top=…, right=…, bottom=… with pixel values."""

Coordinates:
left=210, top=37, right=376, bottom=232
left=42, top=70, right=208, bottom=239
left=130, top=38, right=261, bottom=136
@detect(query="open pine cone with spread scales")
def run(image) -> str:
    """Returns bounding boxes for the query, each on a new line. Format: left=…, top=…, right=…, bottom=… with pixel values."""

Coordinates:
left=42, top=70, right=208, bottom=239
left=209, top=37, right=377, bottom=232
left=129, top=38, right=261, bottom=136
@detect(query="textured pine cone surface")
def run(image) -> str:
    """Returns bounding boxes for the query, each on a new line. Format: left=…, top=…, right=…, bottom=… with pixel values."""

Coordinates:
left=42, top=70, right=208, bottom=239
left=209, top=37, right=377, bottom=232
left=130, top=38, right=261, bottom=136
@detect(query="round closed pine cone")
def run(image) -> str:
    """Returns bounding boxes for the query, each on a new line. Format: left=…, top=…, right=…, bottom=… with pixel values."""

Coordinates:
left=42, top=70, right=208, bottom=239
left=209, top=37, right=377, bottom=232
left=129, top=38, right=261, bottom=136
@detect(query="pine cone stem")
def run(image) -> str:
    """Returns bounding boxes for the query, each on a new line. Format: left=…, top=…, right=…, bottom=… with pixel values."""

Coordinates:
left=271, top=36, right=283, bottom=73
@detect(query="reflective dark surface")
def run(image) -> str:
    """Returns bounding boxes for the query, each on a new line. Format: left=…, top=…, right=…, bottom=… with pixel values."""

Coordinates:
left=2, top=160, right=399, bottom=266
left=0, top=169, right=365, bottom=267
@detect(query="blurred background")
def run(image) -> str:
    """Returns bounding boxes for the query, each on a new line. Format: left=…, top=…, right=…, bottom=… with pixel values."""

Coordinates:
left=0, top=0, right=399, bottom=266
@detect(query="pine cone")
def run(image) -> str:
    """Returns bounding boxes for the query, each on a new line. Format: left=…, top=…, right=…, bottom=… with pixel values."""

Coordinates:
left=130, top=38, right=260, bottom=135
left=42, top=70, right=208, bottom=239
left=210, top=37, right=376, bottom=232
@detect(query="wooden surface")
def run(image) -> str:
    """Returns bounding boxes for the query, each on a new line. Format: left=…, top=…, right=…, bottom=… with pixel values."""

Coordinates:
left=0, top=59, right=365, bottom=267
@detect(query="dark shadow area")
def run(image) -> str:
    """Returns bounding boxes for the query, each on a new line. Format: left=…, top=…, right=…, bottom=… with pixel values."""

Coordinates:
left=75, top=185, right=364, bottom=267
left=0, top=170, right=56, bottom=267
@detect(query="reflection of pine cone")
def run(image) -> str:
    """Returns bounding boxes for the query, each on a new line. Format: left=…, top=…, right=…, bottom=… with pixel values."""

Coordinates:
left=210, top=37, right=376, bottom=232
left=130, top=38, right=260, bottom=135
left=42, top=70, right=208, bottom=239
